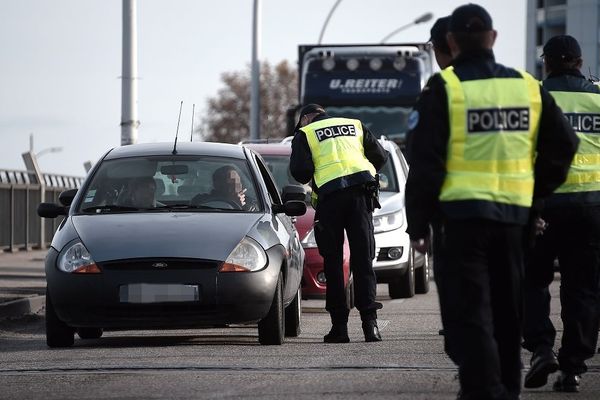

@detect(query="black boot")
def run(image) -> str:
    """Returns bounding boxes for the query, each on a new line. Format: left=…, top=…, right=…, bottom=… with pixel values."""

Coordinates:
left=553, top=372, right=581, bottom=392
left=362, top=320, right=382, bottom=342
left=524, top=347, right=559, bottom=388
left=324, top=324, right=349, bottom=343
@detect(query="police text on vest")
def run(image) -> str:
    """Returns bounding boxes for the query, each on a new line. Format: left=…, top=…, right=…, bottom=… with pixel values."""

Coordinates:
left=315, top=124, right=357, bottom=141
left=564, top=113, right=600, bottom=134
left=467, top=108, right=529, bottom=133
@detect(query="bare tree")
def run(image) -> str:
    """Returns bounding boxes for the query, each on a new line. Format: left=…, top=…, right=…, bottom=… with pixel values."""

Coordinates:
left=200, top=60, right=298, bottom=143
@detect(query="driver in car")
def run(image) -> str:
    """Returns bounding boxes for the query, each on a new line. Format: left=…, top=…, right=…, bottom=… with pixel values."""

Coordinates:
left=122, top=177, right=161, bottom=209
left=193, top=166, right=258, bottom=211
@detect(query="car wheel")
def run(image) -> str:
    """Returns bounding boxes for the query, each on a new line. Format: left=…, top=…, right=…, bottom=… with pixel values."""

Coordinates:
left=258, top=273, right=284, bottom=345
left=415, top=250, right=431, bottom=294
left=284, top=287, right=301, bottom=337
left=77, top=327, right=103, bottom=340
left=388, top=248, right=415, bottom=299
left=345, top=276, right=355, bottom=309
left=45, top=288, right=74, bottom=348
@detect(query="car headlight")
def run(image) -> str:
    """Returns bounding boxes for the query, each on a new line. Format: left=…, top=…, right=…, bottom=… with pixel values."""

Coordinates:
left=58, top=240, right=101, bottom=273
left=301, top=228, right=317, bottom=249
left=220, top=237, right=267, bottom=272
left=373, top=210, right=405, bottom=234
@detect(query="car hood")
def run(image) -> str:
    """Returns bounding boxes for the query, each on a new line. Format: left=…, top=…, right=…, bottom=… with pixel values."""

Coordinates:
left=374, top=191, right=405, bottom=216
left=71, top=213, right=262, bottom=263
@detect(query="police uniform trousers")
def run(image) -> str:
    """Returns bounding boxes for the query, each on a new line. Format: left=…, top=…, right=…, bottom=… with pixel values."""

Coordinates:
left=431, top=220, right=461, bottom=365
left=523, top=205, right=600, bottom=375
left=314, top=185, right=379, bottom=324
left=438, top=219, right=524, bottom=400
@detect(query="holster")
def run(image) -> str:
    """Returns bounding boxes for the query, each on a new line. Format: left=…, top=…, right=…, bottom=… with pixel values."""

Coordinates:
left=364, top=174, right=381, bottom=212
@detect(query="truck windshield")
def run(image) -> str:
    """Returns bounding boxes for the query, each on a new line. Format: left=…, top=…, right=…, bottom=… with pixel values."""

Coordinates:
left=326, top=106, right=412, bottom=142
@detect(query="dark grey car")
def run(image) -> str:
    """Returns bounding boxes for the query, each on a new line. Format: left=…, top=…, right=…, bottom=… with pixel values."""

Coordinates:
left=38, top=142, right=306, bottom=347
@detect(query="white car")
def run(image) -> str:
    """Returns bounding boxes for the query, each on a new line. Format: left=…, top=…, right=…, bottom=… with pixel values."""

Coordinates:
left=372, top=138, right=430, bottom=298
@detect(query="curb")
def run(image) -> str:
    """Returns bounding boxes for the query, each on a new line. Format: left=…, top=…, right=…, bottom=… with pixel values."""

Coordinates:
left=0, top=296, right=45, bottom=320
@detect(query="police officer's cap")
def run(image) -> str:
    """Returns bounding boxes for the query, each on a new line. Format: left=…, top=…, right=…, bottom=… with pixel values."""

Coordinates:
left=542, top=35, right=582, bottom=60
left=429, top=16, right=451, bottom=53
left=294, top=104, right=326, bottom=132
left=299, top=104, right=326, bottom=119
left=449, top=3, right=493, bottom=33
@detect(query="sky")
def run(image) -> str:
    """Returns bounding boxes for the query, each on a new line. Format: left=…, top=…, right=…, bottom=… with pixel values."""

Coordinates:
left=0, top=0, right=526, bottom=177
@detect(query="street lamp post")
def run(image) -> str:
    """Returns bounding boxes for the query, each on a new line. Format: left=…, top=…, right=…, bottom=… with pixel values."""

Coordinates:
left=318, top=0, right=344, bottom=44
left=250, top=0, right=261, bottom=141
left=380, top=12, right=434, bottom=43
left=36, top=147, right=63, bottom=158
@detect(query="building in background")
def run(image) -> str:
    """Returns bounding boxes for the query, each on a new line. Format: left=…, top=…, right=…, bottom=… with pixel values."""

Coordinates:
left=526, top=0, right=600, bottom=79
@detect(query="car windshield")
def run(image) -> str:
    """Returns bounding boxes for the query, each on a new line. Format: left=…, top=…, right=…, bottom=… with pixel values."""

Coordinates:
left=78, top=156, right=261, bottom=213
left=378, top=151, right=399, bottom=193
left=261, top=155, right=303, bottom=190
left=260, top=152, right=397, bottom=194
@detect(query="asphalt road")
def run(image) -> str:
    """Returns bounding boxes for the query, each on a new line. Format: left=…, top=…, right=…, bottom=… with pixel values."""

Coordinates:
left=1, top=280, right=599, bottom=399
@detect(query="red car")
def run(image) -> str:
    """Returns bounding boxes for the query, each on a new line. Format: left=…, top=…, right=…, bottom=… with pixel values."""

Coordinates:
left=245, top=143, right=353, bottom=305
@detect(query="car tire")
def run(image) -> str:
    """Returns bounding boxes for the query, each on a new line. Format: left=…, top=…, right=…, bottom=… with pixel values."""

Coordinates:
left=45, top=289, right=74, bottom=348
left=77, top=327, right=103, bottom=340
left=415, top=251, right=431, bottom=294
left=284, top=287, right=301, bottom=337
left=258, top=273, right=284, bottom=345
left=345, top=276, right=355, bottom=309
left=388, top=248, right=415, bottom=299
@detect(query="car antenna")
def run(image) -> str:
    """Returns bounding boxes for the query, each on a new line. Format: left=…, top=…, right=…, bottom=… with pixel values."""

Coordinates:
left=190, top=103, right=195, bottom=142
left=173, top=100, right=183, bottom=155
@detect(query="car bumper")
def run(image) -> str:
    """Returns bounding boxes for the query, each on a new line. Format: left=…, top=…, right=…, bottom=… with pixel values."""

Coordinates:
left=372, top=227, right=410, bottom=282
left=301, top=247, right=351, bottom=299
left=45, top=247, right=284, bottom=329
left=301, top=247, right=327, bottom=298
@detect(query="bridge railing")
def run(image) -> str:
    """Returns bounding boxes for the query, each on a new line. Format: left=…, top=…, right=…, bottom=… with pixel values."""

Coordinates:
left=0, top=169, right=84, bottom=252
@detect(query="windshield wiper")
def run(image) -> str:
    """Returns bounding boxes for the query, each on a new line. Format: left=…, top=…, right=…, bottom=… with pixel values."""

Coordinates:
left=155, top=203, right=197, bottom=210
left=81, top=205, right=141, bottom=213
left=156, top=204, right=237, bottom=212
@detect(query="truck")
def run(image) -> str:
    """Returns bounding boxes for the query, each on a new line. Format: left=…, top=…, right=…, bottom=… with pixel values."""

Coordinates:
left=288, top=43, right=437, bottom=149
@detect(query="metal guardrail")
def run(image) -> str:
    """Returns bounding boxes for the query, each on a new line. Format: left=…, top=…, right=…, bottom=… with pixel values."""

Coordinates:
left=0, top=169, right=84, bottom=252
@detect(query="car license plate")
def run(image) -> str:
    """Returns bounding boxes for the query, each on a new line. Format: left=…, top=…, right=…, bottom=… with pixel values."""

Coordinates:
left=119, top=284, right=200, bottom=304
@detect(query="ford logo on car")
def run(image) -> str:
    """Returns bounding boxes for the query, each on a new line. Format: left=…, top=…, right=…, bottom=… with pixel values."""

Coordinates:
left=152, top=262, right=168, bottom=269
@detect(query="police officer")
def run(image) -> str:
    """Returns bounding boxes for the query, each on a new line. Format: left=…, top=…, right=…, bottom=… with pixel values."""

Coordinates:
left=428, top=15, right=453, bottom=341
left=405, top=4, right=578, bottom=399
left=290, top=103, right=387, bottom=343
left=522, top=35, right=600, bottom=393
left=406, top=16, right=452, bottom=162
left=430, top=15, right=453, bottom=70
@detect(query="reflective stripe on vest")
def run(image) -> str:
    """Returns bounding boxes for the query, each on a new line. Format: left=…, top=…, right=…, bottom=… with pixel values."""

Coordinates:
left=302, top=117, right=376, bottom=189
left=439, top=67, right=541, bottom=208
left=545, top=89, right=600, bottom=193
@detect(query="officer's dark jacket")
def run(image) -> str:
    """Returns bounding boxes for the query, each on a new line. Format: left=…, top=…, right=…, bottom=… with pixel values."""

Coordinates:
left=405, top=49, right=579, bottom=240
left=290, top=113, right=387, bottom=196
left=543, top=69, right=600, bottom=208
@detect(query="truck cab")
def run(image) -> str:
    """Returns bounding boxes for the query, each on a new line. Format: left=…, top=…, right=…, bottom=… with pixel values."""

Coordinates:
left=290, top=43, right=435, bottom=149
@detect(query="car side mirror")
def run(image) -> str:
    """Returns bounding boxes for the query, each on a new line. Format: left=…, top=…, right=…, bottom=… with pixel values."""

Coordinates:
left=37, top=203, right=67, bottom=218
left=281, top=185, right=306, bottom=203
left=58, top=188, right=78, bottom=207
left=273, top=200, right=306, bottom=217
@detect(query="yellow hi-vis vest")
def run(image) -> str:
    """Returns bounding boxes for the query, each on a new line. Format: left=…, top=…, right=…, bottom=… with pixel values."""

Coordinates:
left=439, top=67, right=541, bottom=209
left=301, top=117, right=376, bottom=191
left=545, top=89, right=600, bottom=194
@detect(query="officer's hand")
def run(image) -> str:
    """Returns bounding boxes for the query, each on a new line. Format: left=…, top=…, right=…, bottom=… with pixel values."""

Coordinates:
left=535, top=217, right=548, bottom=236
left=411, top=238, right=429, bottom=254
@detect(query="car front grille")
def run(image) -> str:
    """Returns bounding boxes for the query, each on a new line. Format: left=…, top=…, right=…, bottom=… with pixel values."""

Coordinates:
left=98, top=258, right=220, bottom=271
